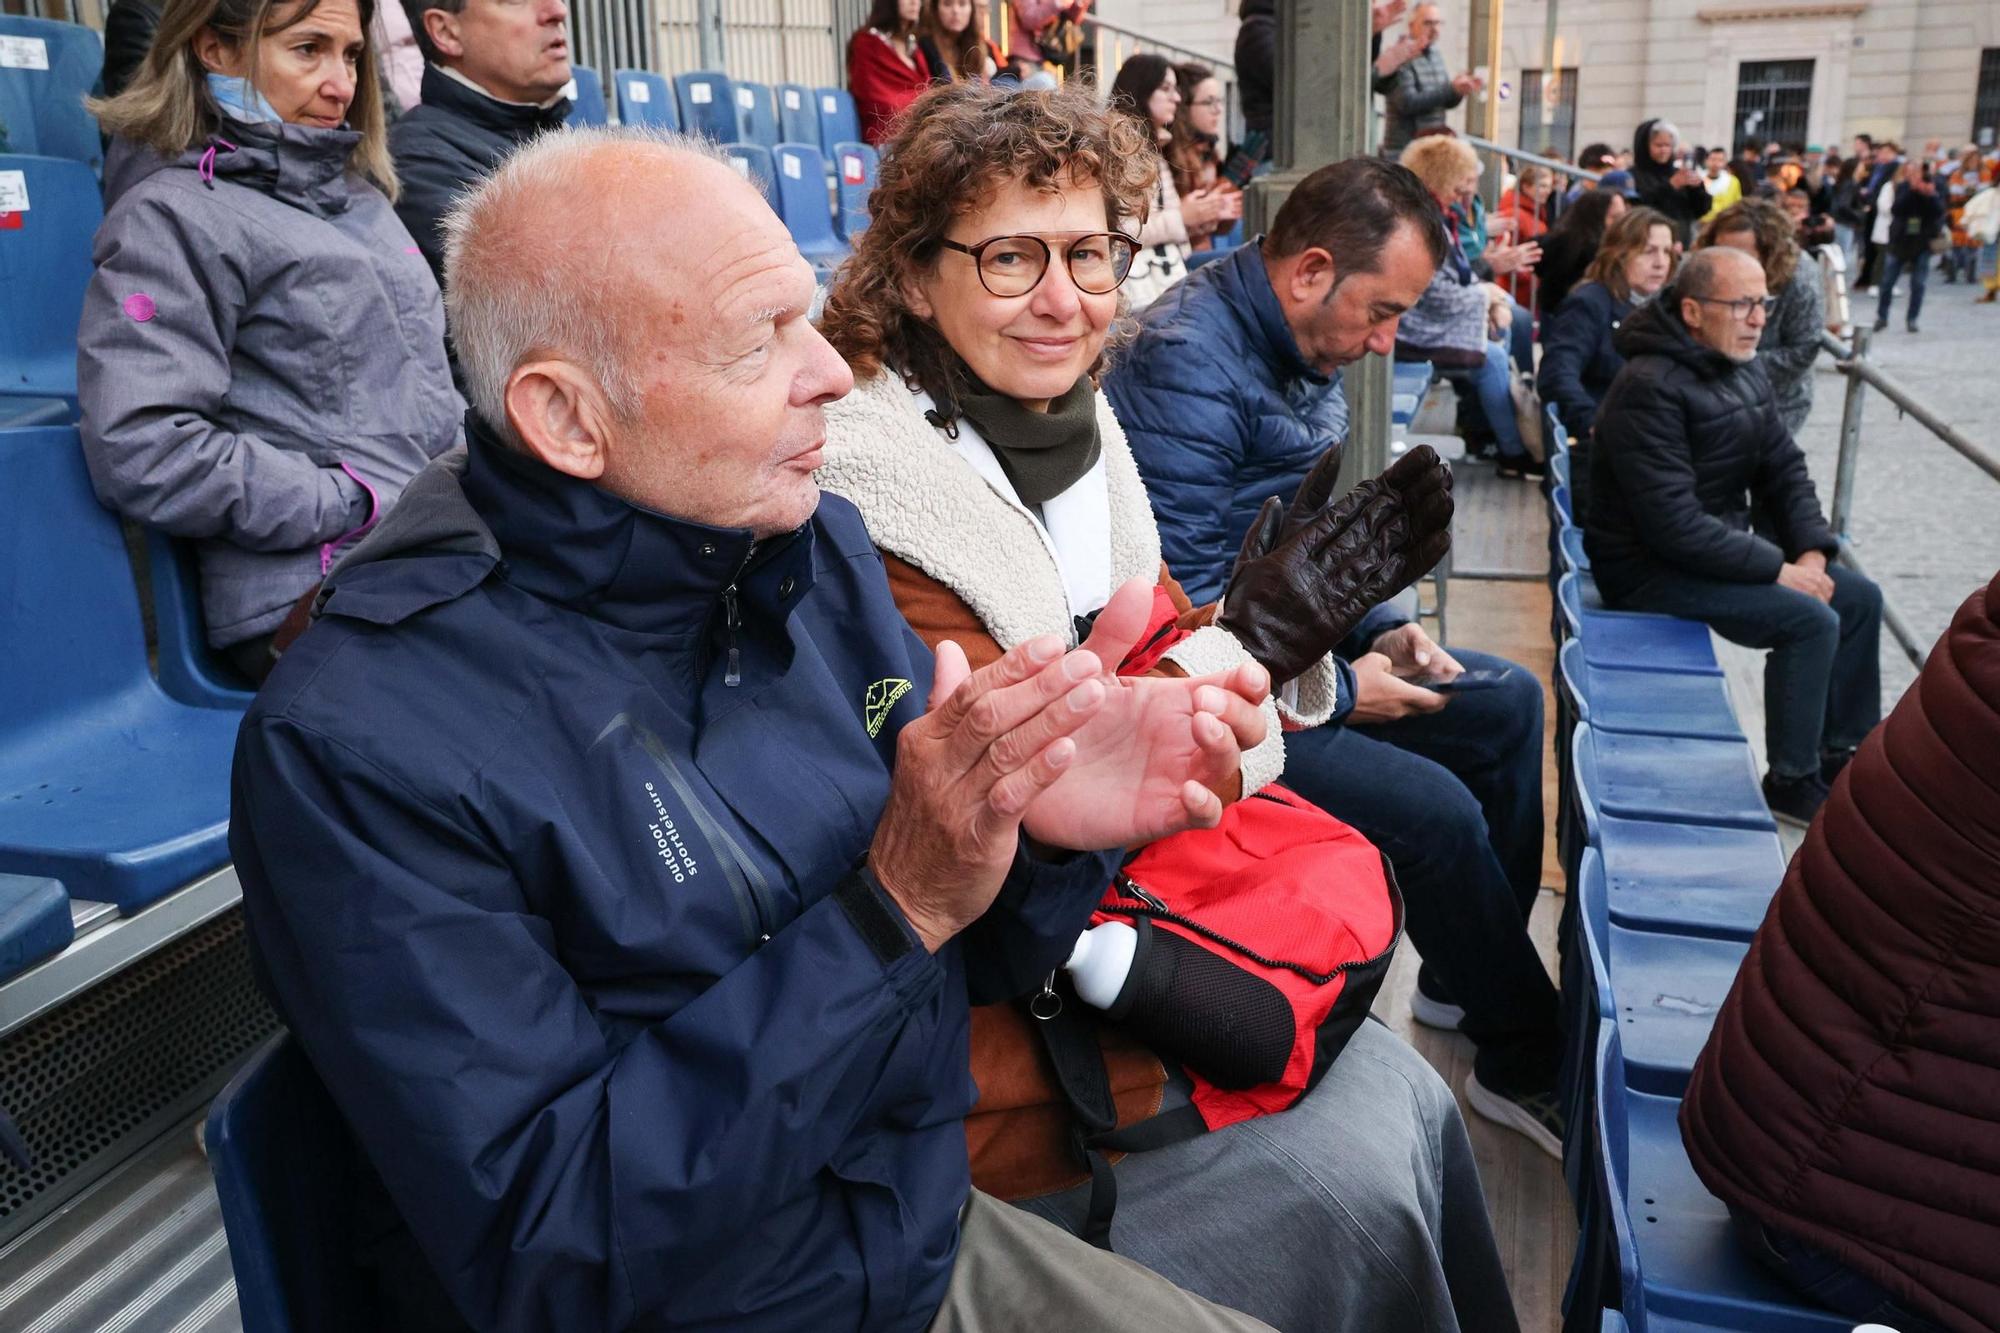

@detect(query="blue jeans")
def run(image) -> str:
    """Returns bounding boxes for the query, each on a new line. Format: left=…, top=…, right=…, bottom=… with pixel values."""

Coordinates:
left=1877, top=248, right=1932, bottom=326
left=1468, top=337, right=1530, bottom=462
left=1614, top=563, right=1882, bottom=779
left=1508, top=298, right=1534, bottom=375
left=1279, top=650, right=1559, bottom=1092
left=1730, top=1207, right=1951, bottom=1333
left=1019, top=1021, right=1521, bottom=1333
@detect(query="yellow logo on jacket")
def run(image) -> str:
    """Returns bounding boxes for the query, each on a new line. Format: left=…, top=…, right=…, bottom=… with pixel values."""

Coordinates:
left=864, top=678, right=913, bottom=737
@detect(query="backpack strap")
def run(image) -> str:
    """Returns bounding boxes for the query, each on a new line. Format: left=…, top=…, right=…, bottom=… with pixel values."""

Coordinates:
left=1027, top=980, right=1121, bottom=1248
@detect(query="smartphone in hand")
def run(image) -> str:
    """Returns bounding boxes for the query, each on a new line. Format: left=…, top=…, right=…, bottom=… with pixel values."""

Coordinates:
left=1410, top=668, right=1510, bottom=692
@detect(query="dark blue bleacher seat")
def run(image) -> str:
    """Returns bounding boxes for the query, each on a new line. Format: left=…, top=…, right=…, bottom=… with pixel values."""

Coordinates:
left=614, top=69, right=675, bottom=129
left=1559, top=525, right=1590, bottom=573
left=813, top=86, right=859, bottom=153
left=1551, top=481, right=1574, bottom=526
left=772, top=143, right=847, bottom=273
left=147, top=530, right=257, bottom=710
left=674, top=70, right=736, bottom=142
left=0, top=17, right=103, bottom=173
left=0, top=153, right=98, bottom=415
left=1391, top=360, right=1433, bottom=428
left=1550, top=450, right=1572, bottom=490
left=0, top=427, right=238, bottom=914
left=1557, top=573, right=1721, bottom=676
left=0, top=872, right=70, bottom=982
left=829, top=140, right=876, bottom=241
left=0, top=396, right=74, bottom=428
left=775, top=82, right=816, bottom=146
left=1558, top=640, right=1741, bottom=741
left=733, top=79, right=778, bottom=147
left=568, top=65, right=608, bottom=127
left=724, top=142, right=776, bottom=211
left=1546, top=402, right=1570, bottom=455
left=207, top=1036, right=378, bottom=1333
left=1573, top=723, right=1774, bottom=833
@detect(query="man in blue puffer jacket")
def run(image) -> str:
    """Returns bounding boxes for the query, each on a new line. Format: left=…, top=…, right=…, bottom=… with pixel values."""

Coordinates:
left=1106, top=158, right=1567, bottom=1156
left=231, top=131, right=1275, bottom=1333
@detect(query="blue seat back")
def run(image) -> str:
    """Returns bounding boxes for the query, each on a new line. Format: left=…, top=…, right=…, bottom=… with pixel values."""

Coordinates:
left=772, top=142, right=843, bottom=255
left=1546, top=402, right=1569, bottom=454
left=775, top=82, right=816, bottom=146
left=0, top=17, right=103, bottom=173
left=1551, top=482, right=1574, bottom=526
left=206, top=1037, right=377, bottom=1333
left=0, top=872, right=71, bottom=981
left=567, top=65, right=607, bottom=126
left=0, top=426, right=149, bottom=733
left=147, top=530, right=256, bottom=709
left=813, top=86, right=860, bottom=152
left=0, top=154, right=100, bottom=400
left=1560, top=525, right=1590, bottom=573
left=723, top=143, right=776, bottom=210
left=674, top=70, right=736, bottom=142
left=613, top=69, right=674, bottom=128
left=830, top=140, right=876, bottom=240
left=1570, top=721, right=1604, bottom=850
left=1550, top=450, right=1572, bottom=490
left=733, top=79, right=778, bottom=147
left=1594, top=1021, right=1644, bottom=1329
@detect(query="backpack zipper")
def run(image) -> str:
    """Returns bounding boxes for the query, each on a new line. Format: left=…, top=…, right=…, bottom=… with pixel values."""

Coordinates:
left=1106, top=871, right=1395, bottom=986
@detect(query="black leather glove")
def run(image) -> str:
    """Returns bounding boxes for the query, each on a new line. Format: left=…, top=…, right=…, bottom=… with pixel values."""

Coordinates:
left=1215, top=445, right=1454, bottom=685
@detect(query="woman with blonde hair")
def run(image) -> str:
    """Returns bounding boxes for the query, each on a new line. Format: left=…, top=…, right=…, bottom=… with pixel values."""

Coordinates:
left=815, top=81, right=1518, bottom=1333
left=1699, top=197, right=1825, bottom=433
left=80, top=0, right=459, bottom=679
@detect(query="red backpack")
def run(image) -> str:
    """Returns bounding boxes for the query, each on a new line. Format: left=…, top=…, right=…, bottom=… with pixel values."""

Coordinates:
left=1027, top=590, right=1404, bottom=1244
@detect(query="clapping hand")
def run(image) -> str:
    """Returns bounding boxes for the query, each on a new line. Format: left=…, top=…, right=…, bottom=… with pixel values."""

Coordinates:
left=1216, top=445, right=1454, bottom=685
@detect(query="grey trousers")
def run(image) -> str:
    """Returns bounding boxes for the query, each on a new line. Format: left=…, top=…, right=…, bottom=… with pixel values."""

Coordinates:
left=929, top=1189, right=1277, bottom=1332
left=1016, top=1019, right=1521, bottom=1333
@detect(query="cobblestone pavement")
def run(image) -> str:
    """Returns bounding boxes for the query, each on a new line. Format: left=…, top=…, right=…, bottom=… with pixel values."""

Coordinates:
left=1794, top=277, right=2000, bottom=702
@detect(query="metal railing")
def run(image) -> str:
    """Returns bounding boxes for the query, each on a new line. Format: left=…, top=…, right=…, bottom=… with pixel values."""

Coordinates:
left=1821, top=326, right=2000, bottom=669
left=1461, top=132, right=1602, bottom=183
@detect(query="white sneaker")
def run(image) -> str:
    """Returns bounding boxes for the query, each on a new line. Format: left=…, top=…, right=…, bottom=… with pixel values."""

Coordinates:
left=1465, top=1071, right=1564, bottom=1160
left=1408, top=986, right=1466, bottom=1032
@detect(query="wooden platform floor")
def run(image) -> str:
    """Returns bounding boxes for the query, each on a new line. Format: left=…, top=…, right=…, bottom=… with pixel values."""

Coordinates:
left=1372, top=575, right=1574, bottom=1333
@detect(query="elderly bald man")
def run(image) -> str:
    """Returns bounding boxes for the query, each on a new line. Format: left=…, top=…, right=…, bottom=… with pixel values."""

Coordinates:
left=228, top=127, right=1278, bottom=1333
left=1587, top=246, right=1883, bottom=827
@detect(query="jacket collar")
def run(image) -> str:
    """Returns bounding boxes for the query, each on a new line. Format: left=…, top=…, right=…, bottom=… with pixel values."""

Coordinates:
left=418, top=63, right=572, bottom=136
left=1210, top=240, right=1326, bottom=387
left=189, top=117, right=363, bottom=215
left=321, top=416, right=815, bottom=641
left=1612, top=288, right=1738, bottom=379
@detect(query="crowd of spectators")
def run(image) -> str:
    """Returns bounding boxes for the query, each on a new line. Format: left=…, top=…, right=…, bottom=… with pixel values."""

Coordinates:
left=51, top=0, right=1995, bottom=1325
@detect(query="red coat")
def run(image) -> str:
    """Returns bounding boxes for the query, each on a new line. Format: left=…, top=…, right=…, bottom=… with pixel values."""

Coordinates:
left=1681, top=575, right=2000, bottom=1333
left=846, top=28, right=931, bottom=145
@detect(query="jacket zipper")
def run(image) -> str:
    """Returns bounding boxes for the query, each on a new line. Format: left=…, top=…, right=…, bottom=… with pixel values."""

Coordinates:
left=1107, top=871, right=1399, bottom=986
left=623, top=715, right=774, bottom=946
left=717, top=544, right=756, bottom=688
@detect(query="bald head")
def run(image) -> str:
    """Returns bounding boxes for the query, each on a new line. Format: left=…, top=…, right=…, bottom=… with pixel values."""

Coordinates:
left=443, top=126, right=853, bottom=534
left=1410, top=3, right=1442, bottom=46
left=1676, top=247, right=1768, bottom=364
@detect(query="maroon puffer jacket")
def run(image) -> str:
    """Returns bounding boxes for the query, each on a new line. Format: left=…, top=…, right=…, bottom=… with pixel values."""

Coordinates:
left=1681, top=575, right=2000, bottom=1333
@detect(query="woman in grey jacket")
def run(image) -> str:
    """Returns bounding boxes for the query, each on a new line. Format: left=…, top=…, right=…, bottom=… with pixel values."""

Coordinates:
left=81, top=0, right=460, bottom=679
left=1699, top=199, right=1825, bottom=436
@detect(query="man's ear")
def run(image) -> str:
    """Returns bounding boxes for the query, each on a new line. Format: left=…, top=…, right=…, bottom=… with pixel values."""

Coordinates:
left=505, top=361, right=616, bottom=481
left=423, top=7, right=466, bottom=62
left=1289, top=246, right=1337, bottom=304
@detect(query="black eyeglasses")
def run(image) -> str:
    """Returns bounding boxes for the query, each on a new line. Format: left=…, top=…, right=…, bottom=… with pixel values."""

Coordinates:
left=939, top=232, right=1139, bottom=297
left=1690, top=294, right=1779, bottom=320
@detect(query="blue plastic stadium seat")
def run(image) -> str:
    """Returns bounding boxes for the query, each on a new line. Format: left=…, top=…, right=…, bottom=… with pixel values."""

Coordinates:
left=830, top=141, right=876, bottom=241
left=0, top=154, right=99, bottom=406
left=0, top=427, right=238, bottom=913
left=207, top=1036, right=378, bottom=1332
left=1558, top=574, right=1722, bottom=676
left=772, top=143, right=847, bottom=270
left=1574, top=724, right=1774, bottom=832
left=813, top=86, right=860, bottom=152
left=1558, top=640, right=1741, bottom=741
left=1551, top=482, right=1574, bottom=526
left=732, top=79, right=778, bottom=147
left=147, top=530, right=257, bottom=710
left=1546, top=403, right=1570, bottom=456
left=0, top=873, right=70, bottom=981
left=674, top=70, right=736, bottom=142
left=567, top=65, right=607, bottom=126
left=723, top=142, right=776, bottom=210
left=614, top=69, right=675, bottom=129
left=1559, top=525, right=1590, bottom=573
left=1549, top=451, right=1572, bottom=490
left=775, top=82, right=816, bottom=146
left=0, top=17, right=104, bottom=173
left=1569, top=727, right=1788, bottom=941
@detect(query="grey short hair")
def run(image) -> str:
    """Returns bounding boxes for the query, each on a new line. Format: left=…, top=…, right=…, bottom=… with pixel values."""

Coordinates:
left=1674, top=246, right=1754, bottom=305
left=440, top=126, right=735, bottom=448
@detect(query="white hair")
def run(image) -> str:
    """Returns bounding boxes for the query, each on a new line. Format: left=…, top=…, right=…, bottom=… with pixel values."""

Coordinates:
left=440, top=125, right=737, bottom=447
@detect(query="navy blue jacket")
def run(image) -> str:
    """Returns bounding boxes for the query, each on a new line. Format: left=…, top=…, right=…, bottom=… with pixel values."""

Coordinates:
left=1536, top=280, right=1632, bottom=439
left=1105, top=242, right=1349, bottom=608
left=229, top=428, right=1116, bottom=1331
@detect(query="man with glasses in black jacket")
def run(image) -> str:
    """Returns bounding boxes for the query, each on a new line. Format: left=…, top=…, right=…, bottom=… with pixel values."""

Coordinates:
left=1587, top=247, right=1883, bottom=827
